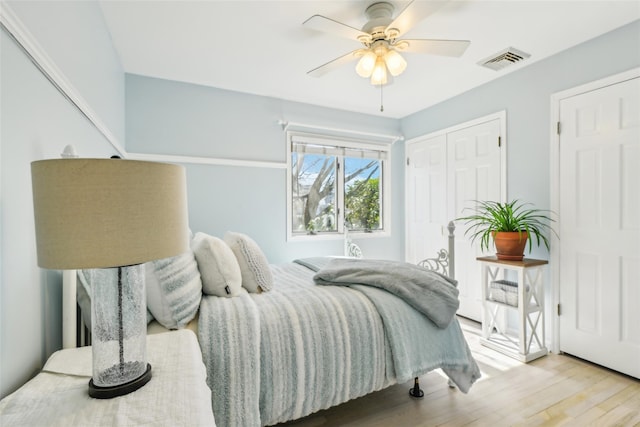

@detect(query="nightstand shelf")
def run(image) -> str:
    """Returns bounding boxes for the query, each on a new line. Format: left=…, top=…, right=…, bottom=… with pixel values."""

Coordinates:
left=477, top=256, right=548, bottom=363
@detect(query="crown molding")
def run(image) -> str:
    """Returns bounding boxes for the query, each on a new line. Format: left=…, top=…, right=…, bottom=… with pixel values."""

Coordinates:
left=0, top=2, right=126, bottom=157
left=128, top=152, right=287, bottom=169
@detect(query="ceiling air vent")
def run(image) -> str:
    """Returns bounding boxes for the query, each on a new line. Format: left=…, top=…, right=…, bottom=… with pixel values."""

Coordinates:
left=478, top=47, right=531, bottom=71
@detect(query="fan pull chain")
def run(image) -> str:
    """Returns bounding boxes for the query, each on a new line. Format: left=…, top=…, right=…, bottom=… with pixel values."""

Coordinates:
left=379, top=83, right=384, bottom=112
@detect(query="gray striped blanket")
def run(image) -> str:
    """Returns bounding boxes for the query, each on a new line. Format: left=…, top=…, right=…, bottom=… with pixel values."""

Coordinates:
left=198, top=261, right=480, bottom=427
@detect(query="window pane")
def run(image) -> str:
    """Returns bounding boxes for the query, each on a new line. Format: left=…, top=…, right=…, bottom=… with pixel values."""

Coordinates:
left=344, top=157, right=382, bottom=232
left=291, top=152, right=337, bottom=234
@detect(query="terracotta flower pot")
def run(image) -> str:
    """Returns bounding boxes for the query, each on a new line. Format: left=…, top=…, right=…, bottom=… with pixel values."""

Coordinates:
left=492, top=231, right=528, bottom=261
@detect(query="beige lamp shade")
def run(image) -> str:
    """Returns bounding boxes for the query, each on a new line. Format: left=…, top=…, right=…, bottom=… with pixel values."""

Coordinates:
left=31, top=158, right=190, bottom=269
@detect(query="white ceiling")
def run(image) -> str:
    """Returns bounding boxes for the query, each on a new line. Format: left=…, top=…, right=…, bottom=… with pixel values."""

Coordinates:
left=99, top=1, right=640, bottom=119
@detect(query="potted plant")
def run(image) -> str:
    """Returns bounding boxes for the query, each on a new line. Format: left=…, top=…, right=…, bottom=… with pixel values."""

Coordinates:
left=456, top=200, right=556, bottom=261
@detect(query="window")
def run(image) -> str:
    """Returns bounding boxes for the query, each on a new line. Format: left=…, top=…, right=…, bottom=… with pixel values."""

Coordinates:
left=287, top=132, right=390, bottom=239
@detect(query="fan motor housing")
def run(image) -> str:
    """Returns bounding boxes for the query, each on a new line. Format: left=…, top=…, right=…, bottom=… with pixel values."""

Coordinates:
left=362, top=2, right=395, bottom=38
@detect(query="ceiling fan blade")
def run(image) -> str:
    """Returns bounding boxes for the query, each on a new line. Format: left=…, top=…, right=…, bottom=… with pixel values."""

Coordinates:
left=307, top=50, right=361, bottom=78
left=303, top=15, right=371, bottom=43
left=386, top=0, right=448, bottom=38
left=397, top=39, right=470, bottom=57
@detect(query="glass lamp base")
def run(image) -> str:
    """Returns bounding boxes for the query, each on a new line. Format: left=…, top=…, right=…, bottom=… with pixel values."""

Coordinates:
left=89, top=363, right=152, bottom=399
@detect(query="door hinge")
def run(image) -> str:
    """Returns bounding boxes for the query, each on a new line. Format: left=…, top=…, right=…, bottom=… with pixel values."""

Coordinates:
left=557, top=121, right=561, bottom=135
left=406, top=157, right=410, bottom=166
left=557, top=303, right=561, bottom=316
left=498, top=136, right=502, bottom=147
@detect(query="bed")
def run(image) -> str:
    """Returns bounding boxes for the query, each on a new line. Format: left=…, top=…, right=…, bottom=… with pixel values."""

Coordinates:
left=66, top=223, right=481, bottom=427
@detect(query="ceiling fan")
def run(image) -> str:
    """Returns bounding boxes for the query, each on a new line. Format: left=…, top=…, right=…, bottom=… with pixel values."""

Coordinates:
left=303, top=0, right=470, bottom=86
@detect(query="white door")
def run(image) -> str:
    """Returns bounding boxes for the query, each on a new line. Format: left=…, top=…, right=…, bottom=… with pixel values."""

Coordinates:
left=447, top=119, right=503, bottom=321
left=558, top=76, right=640, bottom=378
left=406, top=115, right=504, bottom=322
left=406, top=134, right=447, bottom=264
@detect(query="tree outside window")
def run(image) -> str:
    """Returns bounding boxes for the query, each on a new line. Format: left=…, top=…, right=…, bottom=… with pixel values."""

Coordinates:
left=344, top=158, right=381, bottom=232
left=291, top=152, right=337, bottom=234
left=290, top=136, right=387, bottom=237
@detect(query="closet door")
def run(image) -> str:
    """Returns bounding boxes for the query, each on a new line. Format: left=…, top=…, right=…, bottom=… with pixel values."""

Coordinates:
left=405, top=134, right=447, bottom=264
left=406, top=115, right=504, bottom=322
left=558, top=76, right=640, bottom=378
left=447, top=119, right=502, bottom=321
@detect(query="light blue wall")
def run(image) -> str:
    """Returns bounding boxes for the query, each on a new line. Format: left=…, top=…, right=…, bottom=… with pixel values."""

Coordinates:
left=401, top=20, right=640, bottom=261
left=400, top=20, right=639, bottom=341
left=0, top=3, right=124, bottom=398
left=127, top=21, right=640, bottom=265
left=1, top=0, right=637, bottom=400
left=5, top=0, right=126, bottom=143
left=126, top=75, right=405, bottom=263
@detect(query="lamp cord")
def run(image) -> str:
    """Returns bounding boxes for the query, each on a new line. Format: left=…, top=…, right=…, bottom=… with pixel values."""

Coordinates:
left=118, top=267, right=124, bottom=375
left=379, top=83, right=384, bottom=112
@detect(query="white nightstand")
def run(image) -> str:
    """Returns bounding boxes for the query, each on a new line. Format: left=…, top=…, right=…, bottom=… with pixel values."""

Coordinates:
left=477, top=256, right=548, bottom=363
left=0, top=329, right=215, bottom=426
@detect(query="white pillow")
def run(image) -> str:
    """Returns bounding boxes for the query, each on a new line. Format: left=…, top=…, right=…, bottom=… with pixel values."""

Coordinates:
left=145, top=251, right=202, bottom=330
left=191, top=232, right=242, bottom=297
left=223, top=232, right=273, bottom=293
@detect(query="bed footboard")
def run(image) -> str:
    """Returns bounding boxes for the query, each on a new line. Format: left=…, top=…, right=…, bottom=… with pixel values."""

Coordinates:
left=416, top=221, right=455, bottom=279
left=411, top=220, right=458, bottom=397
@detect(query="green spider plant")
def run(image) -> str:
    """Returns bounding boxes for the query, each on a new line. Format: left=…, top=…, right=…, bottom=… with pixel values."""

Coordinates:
left=456, top=200, right=557, bottom=253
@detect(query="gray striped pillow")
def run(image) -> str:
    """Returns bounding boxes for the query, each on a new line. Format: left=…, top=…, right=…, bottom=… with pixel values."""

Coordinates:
left=224, top=232, right=273, bottom=293
left=146, top=251, right=202, bottom=329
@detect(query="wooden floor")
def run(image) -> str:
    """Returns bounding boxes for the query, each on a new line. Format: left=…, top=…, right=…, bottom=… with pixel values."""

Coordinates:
left=280, top=318, right=640, bottom=427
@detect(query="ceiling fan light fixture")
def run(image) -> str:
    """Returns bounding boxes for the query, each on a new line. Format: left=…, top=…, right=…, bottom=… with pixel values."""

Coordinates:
left=356, top=50, right=377, bottom=77
left=304, top=0, right=472, bottom=96
left=384, top=49, right=407, bottom=76
left=370, top=57, right=388, bottom=85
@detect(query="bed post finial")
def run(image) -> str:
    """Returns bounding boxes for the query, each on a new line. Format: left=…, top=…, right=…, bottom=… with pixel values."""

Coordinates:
left=447, top=221, right=455, bottom=280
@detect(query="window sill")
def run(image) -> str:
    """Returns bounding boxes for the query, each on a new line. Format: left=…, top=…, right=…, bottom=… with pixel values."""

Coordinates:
left=287, top=230, right=390, bottom=242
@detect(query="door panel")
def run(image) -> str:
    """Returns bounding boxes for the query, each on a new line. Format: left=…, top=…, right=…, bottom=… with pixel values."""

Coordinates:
left=447, top=119, right=502, bottom=321
left=559, top=76, right=640, bottom=378
left=406, top=117, right=502, bottom=323
left=405, top=135, right=446, bottom=264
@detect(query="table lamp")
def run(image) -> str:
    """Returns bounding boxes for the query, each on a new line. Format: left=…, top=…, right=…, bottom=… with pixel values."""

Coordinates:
left=31, top=158, right=189, bottom=398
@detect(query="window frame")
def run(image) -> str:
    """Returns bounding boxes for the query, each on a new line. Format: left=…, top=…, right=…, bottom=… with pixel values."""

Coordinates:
left=286, top=131, right=391, bottom=241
